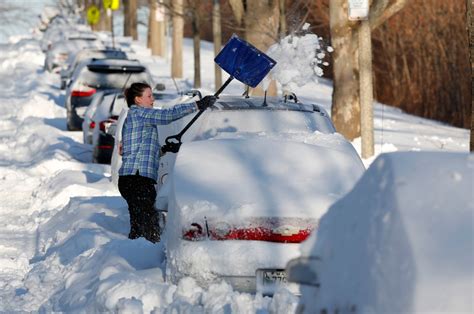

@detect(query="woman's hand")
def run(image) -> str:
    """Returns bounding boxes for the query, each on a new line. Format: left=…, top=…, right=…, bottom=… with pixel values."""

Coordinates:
left=196, top=95, right=217, bottom=110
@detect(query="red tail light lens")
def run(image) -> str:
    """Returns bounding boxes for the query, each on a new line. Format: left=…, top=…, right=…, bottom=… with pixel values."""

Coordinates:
left=182, top=218, right=316, bottom=243
left=183, top=223, right=205, bottom=241
left=71, top=88, right=96, bottom=97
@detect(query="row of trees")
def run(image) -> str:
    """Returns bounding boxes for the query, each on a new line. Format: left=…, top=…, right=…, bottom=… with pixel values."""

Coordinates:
left=74, top=0, right=472, bottom=152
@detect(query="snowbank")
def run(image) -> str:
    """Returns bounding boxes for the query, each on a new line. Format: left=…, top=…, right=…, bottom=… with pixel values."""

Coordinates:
left=299, top=152, right=473, bottom=313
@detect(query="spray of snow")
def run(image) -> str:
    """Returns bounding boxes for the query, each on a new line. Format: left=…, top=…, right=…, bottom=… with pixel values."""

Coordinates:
left=263, top=26, right=332, bottom=93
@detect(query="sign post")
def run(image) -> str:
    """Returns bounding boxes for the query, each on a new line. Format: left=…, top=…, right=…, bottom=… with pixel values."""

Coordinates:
left=104, top=0, right=120, bottom=48
left=349, top=0, right=374, bottom=158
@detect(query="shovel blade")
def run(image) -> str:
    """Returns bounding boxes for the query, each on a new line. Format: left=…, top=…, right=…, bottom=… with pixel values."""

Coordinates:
left=214, top=35, right=277, bottom=88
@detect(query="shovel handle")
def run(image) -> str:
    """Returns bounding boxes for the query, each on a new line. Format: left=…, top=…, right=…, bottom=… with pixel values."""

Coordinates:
left=161, top=76, right=235, bottom=154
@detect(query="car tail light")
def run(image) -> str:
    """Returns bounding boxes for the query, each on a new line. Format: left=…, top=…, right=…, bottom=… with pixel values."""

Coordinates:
left=99, top=116, right=118, bottom=133
left=183, top=223, right=205, bottom=241
left=182, top=217, right=316, bottom=243
left=89, top=121, right=96, bottom=129
left=71, top=87, right=96, bottom=97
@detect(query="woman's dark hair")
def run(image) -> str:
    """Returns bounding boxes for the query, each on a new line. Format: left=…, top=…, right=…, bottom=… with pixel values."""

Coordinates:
left=124, top=82, right=151, bottom=107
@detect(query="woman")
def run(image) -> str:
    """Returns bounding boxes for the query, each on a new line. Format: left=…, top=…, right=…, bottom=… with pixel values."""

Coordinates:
left=118, top=82, right=215, bottom=243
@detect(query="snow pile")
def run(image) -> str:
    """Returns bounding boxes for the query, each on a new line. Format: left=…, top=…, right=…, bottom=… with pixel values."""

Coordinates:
left=265, top=25, right=332, bottom=92
left=299, top=152, right=473, bottom=313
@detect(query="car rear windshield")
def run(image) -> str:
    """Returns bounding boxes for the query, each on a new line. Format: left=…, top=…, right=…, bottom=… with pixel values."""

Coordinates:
left=78, top=68, right=152, bottom=90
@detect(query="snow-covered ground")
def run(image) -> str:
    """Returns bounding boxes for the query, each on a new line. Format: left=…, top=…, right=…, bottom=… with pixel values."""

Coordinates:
left=0, top=22, right=470, bottom=313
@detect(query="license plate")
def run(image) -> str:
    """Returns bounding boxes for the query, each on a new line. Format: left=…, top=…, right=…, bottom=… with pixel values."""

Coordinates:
left=256, top=269, right=287, bottom=295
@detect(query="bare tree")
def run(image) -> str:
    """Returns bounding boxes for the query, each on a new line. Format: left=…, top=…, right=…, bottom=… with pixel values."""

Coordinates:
left=171, top=0, right=184, bottom=78
left=148, top=0, right=166, bottom=56
left=187, top=0, right=201, bottom=88
left=124, top=0, right=138, bottom=39
left=330, top=0, right=407, bottom=141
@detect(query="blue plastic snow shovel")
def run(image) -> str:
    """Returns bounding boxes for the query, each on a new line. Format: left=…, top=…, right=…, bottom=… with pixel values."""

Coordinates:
left=161, top=35, right=277, bottom=154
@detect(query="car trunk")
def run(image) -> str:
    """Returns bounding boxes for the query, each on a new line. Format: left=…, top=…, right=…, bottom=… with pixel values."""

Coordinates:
left=169, top=138, right=365, bottom=243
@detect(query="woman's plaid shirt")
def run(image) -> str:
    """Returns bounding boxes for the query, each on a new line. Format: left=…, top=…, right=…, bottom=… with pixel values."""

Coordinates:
left=119, top=103, right=197, bottom=181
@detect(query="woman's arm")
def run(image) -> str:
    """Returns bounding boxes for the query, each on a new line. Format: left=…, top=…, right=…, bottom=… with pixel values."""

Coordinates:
left=141, top=102, right=198, bottom=125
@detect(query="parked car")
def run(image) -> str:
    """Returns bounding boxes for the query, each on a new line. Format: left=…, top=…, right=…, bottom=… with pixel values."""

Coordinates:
left=60, top=48, right=128, bottom=89
left=287, top=152, right=472, bottom=313
left=90, top=88, right=180, bottom=164
left=109, top=94, right=365, bottom=294
left=82, top=89, right=120, bottom=145
left=44, top=32, right=102, bottom=72
left=65, top=59, right=153, bottom=131
left=41, top=24, right=86, bottom=52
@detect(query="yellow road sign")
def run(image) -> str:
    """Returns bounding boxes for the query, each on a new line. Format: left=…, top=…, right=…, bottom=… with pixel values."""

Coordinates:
left=87, top=5, right=100, bottom=25
left=103, top=0, right=120, bottom=10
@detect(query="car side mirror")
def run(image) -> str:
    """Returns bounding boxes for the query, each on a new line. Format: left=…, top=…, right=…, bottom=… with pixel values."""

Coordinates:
left=155, top=83, right=166, bottom=91
left=286, top=256, right=322, bottom=287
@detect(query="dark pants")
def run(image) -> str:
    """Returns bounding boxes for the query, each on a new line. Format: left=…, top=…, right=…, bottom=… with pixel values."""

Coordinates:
left=118, top=174, right=160, bottom=242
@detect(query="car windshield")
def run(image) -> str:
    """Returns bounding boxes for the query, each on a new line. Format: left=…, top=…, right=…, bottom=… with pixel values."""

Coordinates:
left=197, top=109, right=334, bottom=138
left=189, top=97, right=336, bottom=138
left=77, top=69, right=152, bottom=90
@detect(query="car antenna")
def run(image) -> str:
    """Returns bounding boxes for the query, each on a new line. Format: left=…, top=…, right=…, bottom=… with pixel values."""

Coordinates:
left=172, top=77, right=181, bottom=94
left=110, top=72, right=133, bottom=113
left=242, top=85, right=250, bottom=98
left=262, top=90, right=268, bottom=107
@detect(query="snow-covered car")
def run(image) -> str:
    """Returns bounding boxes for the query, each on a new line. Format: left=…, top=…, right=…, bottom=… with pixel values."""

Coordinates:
left=82, top=89, right=120, bottom=145
left=60, top=48, right=128, bottom=89
left=91, top=90, right=180, bottom=164
left=153, top=95, right=365, bottom=294
left=65, top=59, right=152, bottom=131
left=287, top=152, right=473, bottom=313
left=44, top=33, right=102, bottom=72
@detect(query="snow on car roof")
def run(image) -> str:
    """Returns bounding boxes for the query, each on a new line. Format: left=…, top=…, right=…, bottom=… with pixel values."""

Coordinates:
left=213, top=95, right=327, bottom=114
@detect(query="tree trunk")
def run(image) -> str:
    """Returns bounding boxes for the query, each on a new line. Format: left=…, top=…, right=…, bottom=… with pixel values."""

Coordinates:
left=279, top=0, right=286, bottom=38
left=330, top=0, right=407, bottom=141
left=124, top=0, right=137, bottom=40
left=147, top=1, right=152, bottom=48
left=244, top=0, right=279, bottom=96
left=213, top=0, right=222, bottom=90
left=469, top=0, right=474, bottom=151
left=148, top=0, right=166, bottom=56
left=330, top=0, right=361, bottom=140
left=171, top=0, right=184, bottom=78
left=192, top=9, right=201, bottom=88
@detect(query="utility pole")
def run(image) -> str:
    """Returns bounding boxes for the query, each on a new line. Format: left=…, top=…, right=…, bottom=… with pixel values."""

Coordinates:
left=349, top=0, right=374, bottom=158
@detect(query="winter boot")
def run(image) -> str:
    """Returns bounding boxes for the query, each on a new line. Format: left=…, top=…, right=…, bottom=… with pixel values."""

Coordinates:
left=143, top=209, right=160, bottom=243
left=128, top=208, right=144, bottom=239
